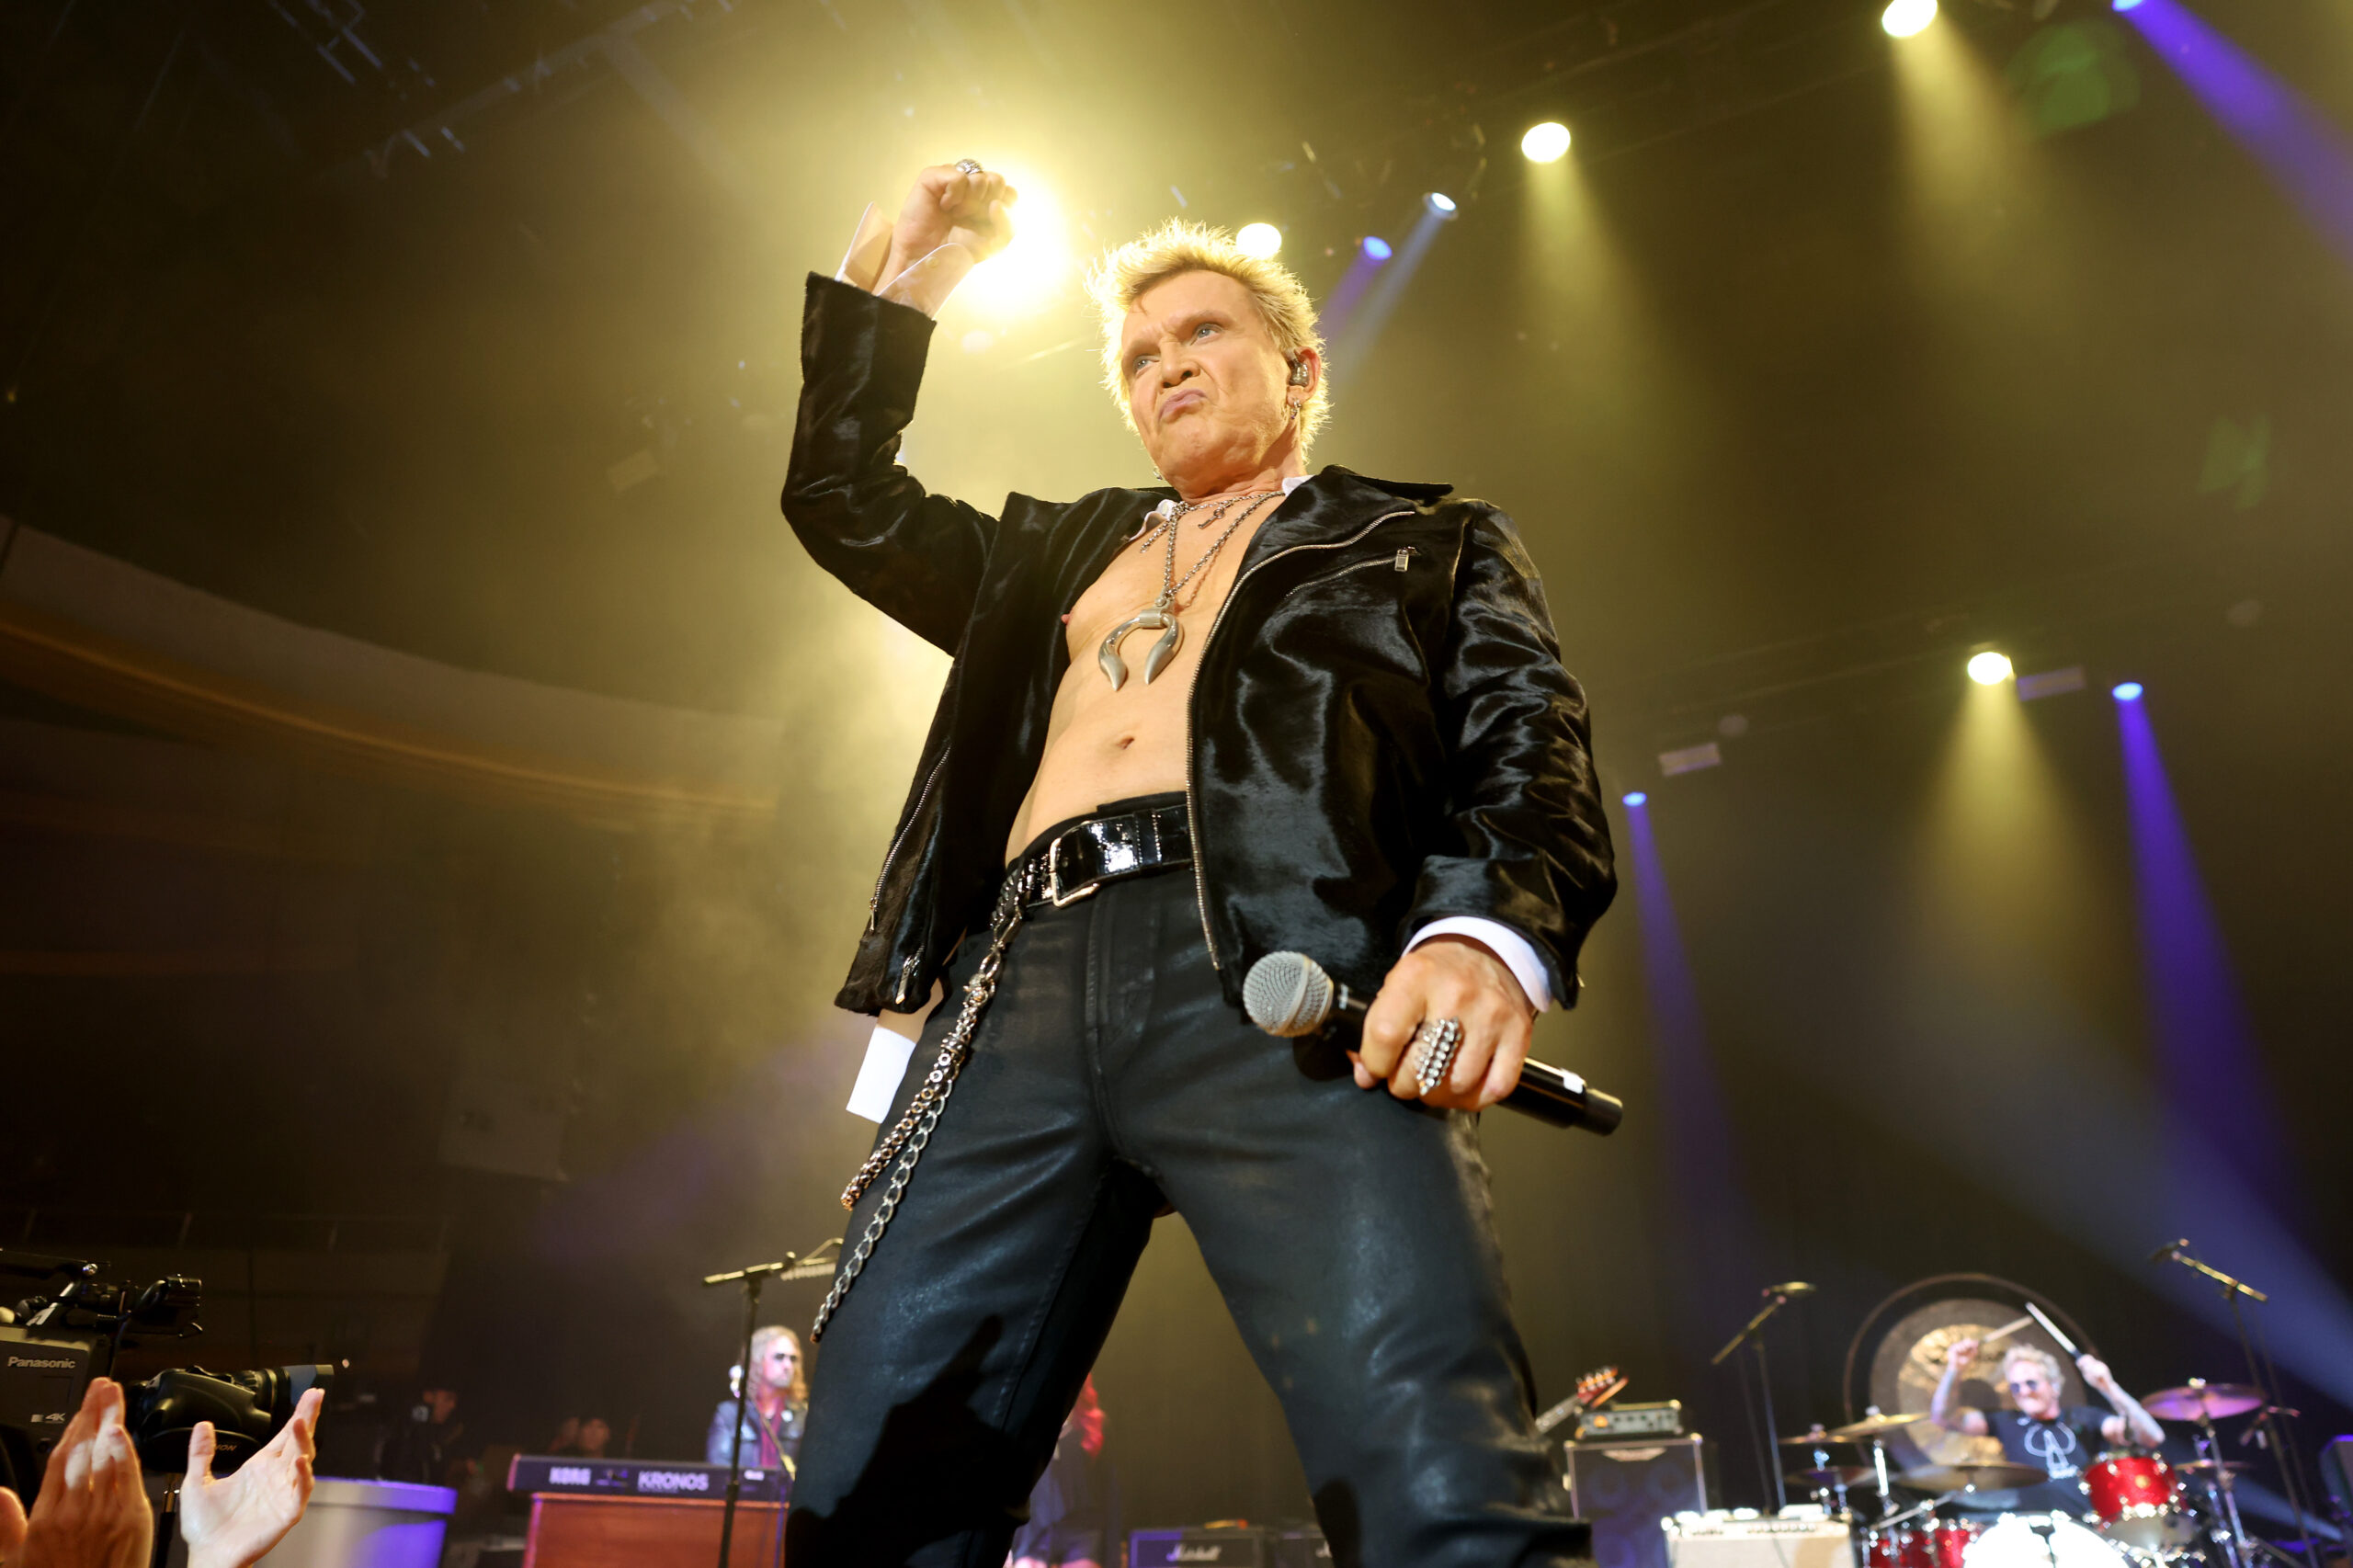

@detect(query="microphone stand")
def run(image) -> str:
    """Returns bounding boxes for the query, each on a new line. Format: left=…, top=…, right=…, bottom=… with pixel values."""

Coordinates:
left=702, top=1242, right=838, bottom=1568
left=1713, top=1286, right=1806, bottom=1512
left=2154, top=1241, right=2316, bottom=1566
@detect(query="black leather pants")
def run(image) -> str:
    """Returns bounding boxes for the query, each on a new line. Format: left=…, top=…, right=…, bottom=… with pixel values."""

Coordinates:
left=785, top=864, right=1586, bottom=1568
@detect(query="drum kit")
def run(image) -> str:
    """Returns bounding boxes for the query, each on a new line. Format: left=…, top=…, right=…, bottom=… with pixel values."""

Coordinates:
left=1779, top=1382, right=2275, bottom=1568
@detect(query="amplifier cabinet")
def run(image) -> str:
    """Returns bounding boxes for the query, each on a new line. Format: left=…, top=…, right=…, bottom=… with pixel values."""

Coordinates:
left=1563, top=1435, right=1712, bottom=1568
left=1130, top=1526, right=1274, bottom=1566
left=1663, top=1510, right=1859, bottom=1568
left=1274, top=1525, right=1332, bottom=1566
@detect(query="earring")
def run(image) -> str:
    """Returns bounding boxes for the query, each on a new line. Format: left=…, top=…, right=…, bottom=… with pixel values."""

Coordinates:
left=1283, top=400, right=1300, bottom=423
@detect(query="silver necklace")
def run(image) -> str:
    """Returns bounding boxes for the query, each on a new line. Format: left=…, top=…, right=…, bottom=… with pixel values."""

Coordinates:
left=1097, top=491, right=1280, bottom=689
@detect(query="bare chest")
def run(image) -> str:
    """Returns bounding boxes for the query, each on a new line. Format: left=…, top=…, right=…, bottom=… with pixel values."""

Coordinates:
left=1063, top=513, right=1269, bottom=683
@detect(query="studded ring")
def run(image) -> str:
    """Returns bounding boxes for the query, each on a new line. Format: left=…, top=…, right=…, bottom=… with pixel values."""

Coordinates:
left=1411, top=1017, right=1463, bottom=1097
left=954, top=158, right=984, bottom=176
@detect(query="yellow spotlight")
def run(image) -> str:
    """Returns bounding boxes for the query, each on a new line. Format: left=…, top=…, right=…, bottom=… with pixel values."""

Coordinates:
left=1881, top=0, right=1937, bottom=36
left=1967, top=651, right=2015, bottom=686
left=1234, top=222, right=1282, bottom=258
left=958, top=167, right=1070, bottom=320
left=1521, top=121, right=1573, bottom=163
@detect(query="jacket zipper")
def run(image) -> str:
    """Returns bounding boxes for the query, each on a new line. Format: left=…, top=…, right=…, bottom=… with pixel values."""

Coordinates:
left=869, top=750, right=949, bottom=934
left=1183, top=508, right=1415, bottom=969
left=1280, top=544, right=1417, bottom=600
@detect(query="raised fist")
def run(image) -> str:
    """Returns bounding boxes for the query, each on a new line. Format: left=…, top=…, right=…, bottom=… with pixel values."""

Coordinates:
left=1946, top=1336, right=1981, bottom=1372
left=886, top=164, right=1018, bottom=278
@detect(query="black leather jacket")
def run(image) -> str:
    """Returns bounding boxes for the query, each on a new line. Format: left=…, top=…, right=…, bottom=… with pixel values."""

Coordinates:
left=784, top=273, right=1615, bottom=1015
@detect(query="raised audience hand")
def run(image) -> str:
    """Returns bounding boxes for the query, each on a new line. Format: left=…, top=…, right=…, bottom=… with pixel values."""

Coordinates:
left=1, top=1377, right=153, bottom=1568
left=178, top=1387, right=323, bottom=1568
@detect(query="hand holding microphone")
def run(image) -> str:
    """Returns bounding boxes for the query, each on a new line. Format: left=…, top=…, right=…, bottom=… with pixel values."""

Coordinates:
left=1245, top=950, right=1622, bottom=1135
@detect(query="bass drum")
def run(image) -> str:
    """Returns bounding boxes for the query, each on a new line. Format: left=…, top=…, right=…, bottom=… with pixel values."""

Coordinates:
left=1963, top=1515, right=2127, bottom=1568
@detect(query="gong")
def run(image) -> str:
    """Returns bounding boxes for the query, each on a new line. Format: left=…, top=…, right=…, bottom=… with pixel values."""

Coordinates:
left=1844, top=1274, right=2096, bottom=1478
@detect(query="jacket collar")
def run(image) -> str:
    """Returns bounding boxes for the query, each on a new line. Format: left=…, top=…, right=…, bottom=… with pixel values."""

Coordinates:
left=1140, top=466, right=1450, bottom=512
left=1243, top=464, right=1452, bottom=562
left=1100, top=466, right=1449, bottom=587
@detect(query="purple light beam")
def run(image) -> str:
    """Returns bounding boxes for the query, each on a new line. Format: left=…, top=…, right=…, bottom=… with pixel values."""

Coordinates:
left=2112, top=687, right=2296, bottom=1211
left=2116, top=0, right=2353, bottom=267
left=1622, top=796, right=1757, bottom=1318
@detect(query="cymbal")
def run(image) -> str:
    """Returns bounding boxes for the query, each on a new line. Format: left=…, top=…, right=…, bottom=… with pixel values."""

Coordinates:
left=2142, top=1383, right=2263, bottom=1421
left=1828, top=1412, right=1931, bottom=1441
left=2176, top=1459, right=2251, bottom=1476
left=1900, top=1461, right=2049, bottom=1494
left=1789, top=1466, right=1877, bottom=1490
left=1780, top=1430, right=1854, bottom=1447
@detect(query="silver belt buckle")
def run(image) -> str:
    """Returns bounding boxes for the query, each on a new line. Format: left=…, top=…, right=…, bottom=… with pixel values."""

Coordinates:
left=1045, top=829, right=1099, bottom=907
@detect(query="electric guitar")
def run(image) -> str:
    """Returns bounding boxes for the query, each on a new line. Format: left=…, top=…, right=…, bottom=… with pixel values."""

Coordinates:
left=1534, top=1364, right=1630, bottom=1436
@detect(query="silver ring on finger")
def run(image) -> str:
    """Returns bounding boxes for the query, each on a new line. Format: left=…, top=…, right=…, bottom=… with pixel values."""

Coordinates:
left=954, top=158, right=984, bottom=176
left=1411, top=1017, right=1463, bottom=1097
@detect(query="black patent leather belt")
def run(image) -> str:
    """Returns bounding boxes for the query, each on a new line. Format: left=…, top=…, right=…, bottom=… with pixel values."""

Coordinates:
left=1013, top=799, right=1192, bottom=909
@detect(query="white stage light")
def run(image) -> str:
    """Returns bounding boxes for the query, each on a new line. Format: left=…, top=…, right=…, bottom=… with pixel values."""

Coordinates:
left=959, top=169, right=1070, bottom=319
left=1235, top=222, right=1283, bottom=258
left=1967, top=651, right=2015, bottom=686
left=1521, top=122, right=1573, bottom=163
left=1882, top=0, right=1938, bottom=37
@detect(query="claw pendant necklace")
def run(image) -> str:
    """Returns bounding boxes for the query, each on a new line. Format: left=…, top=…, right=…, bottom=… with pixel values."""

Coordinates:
left=1097, top=490, right=1280, bottom=689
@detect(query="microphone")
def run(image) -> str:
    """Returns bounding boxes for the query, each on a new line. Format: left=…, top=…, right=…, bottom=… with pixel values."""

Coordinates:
left=1242, top=951, right=1623, bottom=1135
left=1765, top=1281, right=1816, bottom=1298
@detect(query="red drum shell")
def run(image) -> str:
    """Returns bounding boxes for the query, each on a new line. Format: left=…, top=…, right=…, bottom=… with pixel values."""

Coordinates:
left=1914, top=1521, right=1982, bottom=1568
left=2082, top=1453, right=2196, bottom=1552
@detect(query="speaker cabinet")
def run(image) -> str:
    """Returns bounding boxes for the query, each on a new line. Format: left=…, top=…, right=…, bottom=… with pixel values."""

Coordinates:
left=1563, top=1436, right=1713, bottom=1568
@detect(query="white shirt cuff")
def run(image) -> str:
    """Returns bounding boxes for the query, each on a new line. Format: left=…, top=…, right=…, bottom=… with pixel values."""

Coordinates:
left=845, top=1023, right=917, bottom=1121
left=1404, top=918, right=1554, bottom=1012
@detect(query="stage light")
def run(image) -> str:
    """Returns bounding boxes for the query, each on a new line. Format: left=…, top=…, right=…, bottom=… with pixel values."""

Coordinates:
left=2111, top=0, right=2143, bottom=9
left=1882, top=0, right=1938, bottom=36
left=958, top=167, right=1070, bottom=319
left=2112, top=681, right=2144, bottom=701
left=1360, top=234, right=1392, bottom=262
left=1623, top=791, right=1648, bottom=808
left=1967, top=651, right=2014, bottom=686
left=1235, top=222, right=1282, bottom=258
left=1424, top=191, right=1458, bottom=218
left=1521, top=121, right=1572, bottom=163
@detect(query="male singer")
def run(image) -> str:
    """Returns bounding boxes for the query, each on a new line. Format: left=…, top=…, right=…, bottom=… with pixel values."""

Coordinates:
left=780, top=163, right=1616, bottom=1567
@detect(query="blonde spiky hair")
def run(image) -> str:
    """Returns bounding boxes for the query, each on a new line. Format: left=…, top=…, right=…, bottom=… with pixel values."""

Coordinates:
left=2000, top=1343, right=2064, bottom=1395
left=1087, top=219, right=1330, bottom=455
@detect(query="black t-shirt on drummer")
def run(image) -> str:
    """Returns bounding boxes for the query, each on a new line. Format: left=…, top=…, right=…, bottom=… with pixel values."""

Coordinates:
left=1980, top=1404, right=2116, bottom=1513
left=1987, top=1404, right=2113, bottom=1483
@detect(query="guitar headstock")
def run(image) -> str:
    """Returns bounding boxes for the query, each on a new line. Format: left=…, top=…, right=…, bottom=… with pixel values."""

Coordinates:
left=1575, top=1365, right=1629, bottom=1413
left=1535, top=1365, right=1630, bottom=1435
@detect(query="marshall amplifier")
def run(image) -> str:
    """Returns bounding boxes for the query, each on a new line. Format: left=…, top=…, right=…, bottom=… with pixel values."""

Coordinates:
left=505, top=1453, right=788, bottom=1503
left=1273, top=1523, right=1333, bottom=1567
left=1130, top=1525, right=1275, bottom=1566
left=1563, top=1435, right=1712, bottom=1568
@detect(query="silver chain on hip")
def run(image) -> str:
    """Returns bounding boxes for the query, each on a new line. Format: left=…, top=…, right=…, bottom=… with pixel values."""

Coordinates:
left=812, top=867, right=1030, bottom=1342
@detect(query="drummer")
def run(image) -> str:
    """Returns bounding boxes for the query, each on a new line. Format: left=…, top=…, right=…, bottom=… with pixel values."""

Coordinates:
left=1930, top=1339, right=2166, bottom=1511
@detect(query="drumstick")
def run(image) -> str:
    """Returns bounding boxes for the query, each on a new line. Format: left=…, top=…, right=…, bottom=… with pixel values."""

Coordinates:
left=1977, top=1315, right=2034, bottom=1346
left=2024, top=1301, right=2080, bottom=1356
